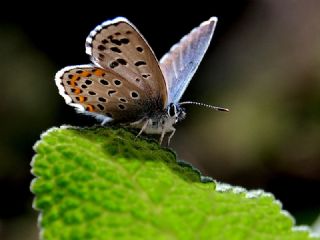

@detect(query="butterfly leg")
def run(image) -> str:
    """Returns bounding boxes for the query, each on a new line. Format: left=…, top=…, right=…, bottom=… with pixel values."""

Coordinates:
left=130, top=118, right=145, bottom=126
left=159, top=129, right=166, bottom=145
left=167, top=127, right=176, bottom=146
left=135, top=118, right=151, bottom=139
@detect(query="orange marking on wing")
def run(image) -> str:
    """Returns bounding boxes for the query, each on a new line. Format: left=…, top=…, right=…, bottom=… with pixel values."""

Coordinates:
left=86, top=104, right=95, bottom=112
left=81, top=71, right=92, bottom=77
left=93, top=69, right=105, bottom=77
left=71, top=75, right=80, bottom=87
left=74, top=88, right=81, bottom=94
left=79, top=96, right=85, bottom=103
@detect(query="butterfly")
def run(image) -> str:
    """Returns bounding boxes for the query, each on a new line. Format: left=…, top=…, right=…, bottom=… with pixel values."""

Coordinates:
left=55, top=16, right=229, bottom=145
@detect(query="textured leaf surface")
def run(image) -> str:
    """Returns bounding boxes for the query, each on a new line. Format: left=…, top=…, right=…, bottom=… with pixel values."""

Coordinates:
left=313, top=215, right=320, bottom=235
left=31, top=126, right=317, bottom=240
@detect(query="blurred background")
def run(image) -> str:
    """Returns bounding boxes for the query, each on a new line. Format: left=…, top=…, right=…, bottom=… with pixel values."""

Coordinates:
left=1, top=1, right=320, bottom=239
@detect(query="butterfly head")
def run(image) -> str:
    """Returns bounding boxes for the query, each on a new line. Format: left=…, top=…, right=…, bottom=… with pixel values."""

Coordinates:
left=166, top=103, right=186, bottom=124
left=162, top=101, right=228, bottom=127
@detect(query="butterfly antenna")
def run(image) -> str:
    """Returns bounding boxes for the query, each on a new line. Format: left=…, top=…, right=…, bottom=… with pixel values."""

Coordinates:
left=179, top=101, right=229, bottom=112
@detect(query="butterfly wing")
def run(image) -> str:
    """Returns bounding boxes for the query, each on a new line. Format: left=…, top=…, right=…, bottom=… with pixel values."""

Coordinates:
left=159, top=17, right=217, bottom=103
left=86, top=17, right=168, bottom=107
left=55, top=64, right=150, bottom=123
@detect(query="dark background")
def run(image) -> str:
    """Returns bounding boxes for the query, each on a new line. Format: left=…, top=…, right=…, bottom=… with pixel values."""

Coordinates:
left=1, top=1, right=320, bottom=239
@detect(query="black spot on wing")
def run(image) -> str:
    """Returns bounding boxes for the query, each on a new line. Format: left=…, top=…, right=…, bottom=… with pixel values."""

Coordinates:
left=136, top=47, right=143, bottom=52
left=98, top=97, right=107, bottom=102
left=99, top=79, right=109, bottom=85
left=101, top=39, right=109, bottom=44
left=97, top=104, right=105, bottom=110
left=108, top=90, right=116, bottom=96
left=113, top=79, right=121, bottom=85
left=109, top=37, right=122, bottom=46
left=110, top=47, right=122, bottom=53
left=118, top=104, right=125, bottom=110
left=109, top=61, right=119, bottom=68
left=117, top=58, right=127, bottom=65
left=135, top=61, right=146, bottom=66
left=131, top=91, right=139, bottom=98
left=98, top=45, right=106, bottom=51
left=98, top=53, right=105, bottom=60
left=85, top=79, right=92, bottom=85
left=142, top=74, right=151, bottom=78
left=120, top=38, right=129, bottom=44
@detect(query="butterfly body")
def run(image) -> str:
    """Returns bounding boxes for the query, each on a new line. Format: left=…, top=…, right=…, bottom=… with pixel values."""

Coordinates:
left=127, top=103, right=186, bottom=143
left=55, top=16, right=227, bottom=144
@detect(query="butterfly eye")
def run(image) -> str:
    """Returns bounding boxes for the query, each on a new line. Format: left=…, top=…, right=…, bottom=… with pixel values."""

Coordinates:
left=168, top=103, right=177, bottom=117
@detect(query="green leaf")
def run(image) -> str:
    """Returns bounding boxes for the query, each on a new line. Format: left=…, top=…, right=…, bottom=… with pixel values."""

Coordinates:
left=313, top=215, right=320, bottom=235
left=31, top=126, right=318, bottom=240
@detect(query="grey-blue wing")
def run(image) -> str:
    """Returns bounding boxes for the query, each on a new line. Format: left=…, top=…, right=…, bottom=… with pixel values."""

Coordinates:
left=159, top=17, right=217, bottom=103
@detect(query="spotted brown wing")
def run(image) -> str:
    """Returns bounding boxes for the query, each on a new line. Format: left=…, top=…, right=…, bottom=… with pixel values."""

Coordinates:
left=55, top=64, right=152, bottom=123
left=85, top=17, right=168, bottom=107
